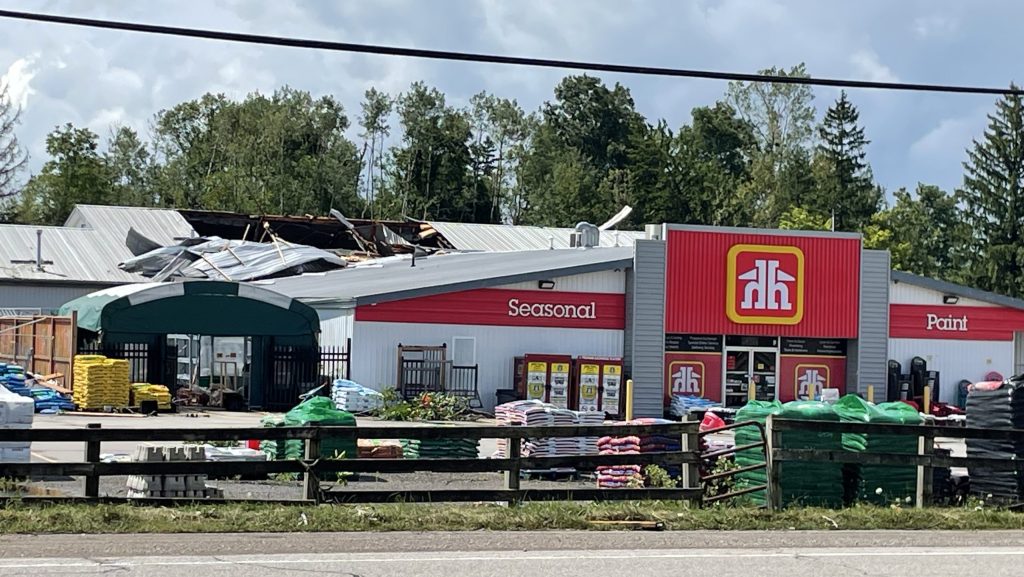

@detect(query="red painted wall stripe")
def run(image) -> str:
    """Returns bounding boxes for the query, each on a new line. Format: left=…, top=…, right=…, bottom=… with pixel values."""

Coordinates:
left=356, top=288, right=626, bottom=330
left=889, top=304, right=1024, bottom=341
left=664, top=229, right=861, bottom=338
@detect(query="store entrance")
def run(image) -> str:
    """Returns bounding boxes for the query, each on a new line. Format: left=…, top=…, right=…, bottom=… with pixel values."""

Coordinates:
left=724, top=345, right=778, bottom=408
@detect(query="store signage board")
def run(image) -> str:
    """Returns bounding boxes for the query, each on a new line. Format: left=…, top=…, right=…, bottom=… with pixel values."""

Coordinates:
left=889, top=304, right=1024, bottom=341
left=664, top=228, right=861, bottom=338
left=356, top=288, right=625, bottom=329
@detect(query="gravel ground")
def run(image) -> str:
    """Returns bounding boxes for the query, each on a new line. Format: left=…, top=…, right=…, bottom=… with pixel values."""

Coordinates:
left=24, top=471, right=594, bottom=500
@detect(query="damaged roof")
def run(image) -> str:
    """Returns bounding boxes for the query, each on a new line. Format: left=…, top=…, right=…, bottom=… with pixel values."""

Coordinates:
left=426, top=221, right=645, bottom=251
left=258, top=247, right=634, bottom=306
left=0, top=224, right=149, bottom=284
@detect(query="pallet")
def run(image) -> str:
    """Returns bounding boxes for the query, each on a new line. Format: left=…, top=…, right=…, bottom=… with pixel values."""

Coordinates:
left=520, top=468, right=580, bottom=481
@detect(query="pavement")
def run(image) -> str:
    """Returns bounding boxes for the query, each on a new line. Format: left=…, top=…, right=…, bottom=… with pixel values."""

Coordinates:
left=2, top=531, right=1024, bottom=576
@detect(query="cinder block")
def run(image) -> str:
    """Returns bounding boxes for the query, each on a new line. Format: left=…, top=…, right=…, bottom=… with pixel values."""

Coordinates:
left=185, top=475, right=208, bottom=490
left=163, top=475, right=186, bottom=492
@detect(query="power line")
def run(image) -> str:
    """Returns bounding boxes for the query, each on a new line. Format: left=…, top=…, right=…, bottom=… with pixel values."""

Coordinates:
left=1, top=8, right=1021, bottom=97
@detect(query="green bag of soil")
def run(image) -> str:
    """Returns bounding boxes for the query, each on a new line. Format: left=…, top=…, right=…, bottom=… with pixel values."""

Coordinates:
left=776, top=401, right=844, bottom=508
left=284, top=397, right=358, bottom=481
left=733, top=400, right=782, bottom=506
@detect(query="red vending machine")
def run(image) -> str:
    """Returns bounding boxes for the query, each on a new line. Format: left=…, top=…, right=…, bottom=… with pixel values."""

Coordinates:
left=573, top=356, right=624, bottom=418
left=520, top=354, right=573, bottom=408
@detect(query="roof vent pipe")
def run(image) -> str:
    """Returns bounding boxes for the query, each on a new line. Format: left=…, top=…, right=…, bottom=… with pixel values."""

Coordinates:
left=35, top=229, right=43, bottom=271
left=574, top=222, right=600, bottom=248
left=549, top=236, right=554, bottom=250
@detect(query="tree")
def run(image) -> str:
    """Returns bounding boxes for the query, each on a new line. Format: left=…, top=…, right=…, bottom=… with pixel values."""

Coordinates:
left=359, top=88, right=393, bottom=218
left=518, top=75, right=646, bottom=226
left=469, top=92, right=532, bottom=223
left=106, top=126, right=155, bottom=207
left=809, top=92, right=882, bottom=231
left=151, top=88, right=363, bottom=216
left=19, top=124, right=111, bottom=225
left=727, top=64, right=816, bottom=226
left=778, top=205, right=831, bottom=231
left=960, top=87, right=1024, bottom=296
left=0, top=82, right=27, bottom=200
left=875, top=184, right=968, bottom=281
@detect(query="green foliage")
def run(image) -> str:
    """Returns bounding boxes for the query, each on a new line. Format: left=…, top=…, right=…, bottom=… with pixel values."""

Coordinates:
left=19, top=124, right=111, bottom=225
left=643, top=465, right=678, bottom=488
left=374, top=388, right=472, bottom=422
left=0, top=82, right=27, bottom=199
left=874, top=184, right=968, bottom=281
left=960, top=86, right=1024, bottom=297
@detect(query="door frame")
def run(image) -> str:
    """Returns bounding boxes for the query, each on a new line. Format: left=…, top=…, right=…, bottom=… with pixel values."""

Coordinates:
left=723, top=345, right=780, bottom=406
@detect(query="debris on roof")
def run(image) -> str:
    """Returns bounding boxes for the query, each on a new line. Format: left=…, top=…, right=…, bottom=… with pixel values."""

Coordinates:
left=120, top=236, right=348, bottom=282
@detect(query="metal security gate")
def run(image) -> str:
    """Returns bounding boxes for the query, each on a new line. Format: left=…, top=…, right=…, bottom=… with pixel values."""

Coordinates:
left=266, top=343, right=353, bottom=411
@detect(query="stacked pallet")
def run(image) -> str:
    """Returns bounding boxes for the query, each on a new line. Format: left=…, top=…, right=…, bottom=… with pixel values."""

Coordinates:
left=597, top=435, right=642, bottom=488
left=0, top=364, right=30, bottom=396
left=331, top=379, right=384, bottom=414
left=73, top=355, right=130, bottom=410
left=130, top=383, right=173, bottom=410
left=400, top=437, right=479, bottom=459
left=0, top=383, right=32, bottom=463
left=126, top=445, right=224, bottom=499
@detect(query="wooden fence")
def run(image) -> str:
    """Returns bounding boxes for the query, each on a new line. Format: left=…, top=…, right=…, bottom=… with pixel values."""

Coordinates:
left=766, top=417, right=1024, bottom=510
left=0, top=313, right=77, bottom=385
left=0, top=422, right=702, bottom=505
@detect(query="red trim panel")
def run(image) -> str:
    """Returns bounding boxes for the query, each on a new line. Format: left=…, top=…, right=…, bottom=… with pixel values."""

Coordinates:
left=889, top=304, right=1024, bottom=341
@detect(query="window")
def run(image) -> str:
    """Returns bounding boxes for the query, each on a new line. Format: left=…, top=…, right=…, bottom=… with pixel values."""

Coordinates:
left=452, top=337, right=476, bottom=367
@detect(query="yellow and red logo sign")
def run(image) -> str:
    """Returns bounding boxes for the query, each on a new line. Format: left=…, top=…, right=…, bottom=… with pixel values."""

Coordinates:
left=795, top=364, right=829, bottom=399
left=669, top=360, right=704, bottom=397
left=726, top=244, right=805, bottom=325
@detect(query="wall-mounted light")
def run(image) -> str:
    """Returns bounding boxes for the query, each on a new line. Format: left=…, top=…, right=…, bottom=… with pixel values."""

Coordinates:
left=943, top=294, right=959, bottom=305
left=538, top=280, right=556, bottom=290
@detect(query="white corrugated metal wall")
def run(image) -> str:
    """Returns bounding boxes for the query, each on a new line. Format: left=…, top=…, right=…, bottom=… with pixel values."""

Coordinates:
left=890, top=282, right=995, bottom=307
left=889, top=338, right=1012, bottom=404
left=350, top=321, right=623, bottom=409
left=317, top=307, right=355, bottom=348
left=494, top=270, right=625, bottom=293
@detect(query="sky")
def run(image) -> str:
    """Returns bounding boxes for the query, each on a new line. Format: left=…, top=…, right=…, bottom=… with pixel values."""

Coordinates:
left=0, top=0, right=1019, bottom=200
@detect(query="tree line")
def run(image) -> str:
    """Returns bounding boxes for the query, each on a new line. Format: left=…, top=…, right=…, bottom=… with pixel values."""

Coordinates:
left=0, top=64, right=1020, bottom=296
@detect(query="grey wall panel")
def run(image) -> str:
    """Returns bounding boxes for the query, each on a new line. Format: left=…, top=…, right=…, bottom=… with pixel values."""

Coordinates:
left=623, top=267, right=635, bottom=378
left=630, top=239, right=666, bottom=418
left=856, top=249, right=890, bottom=396
left=0, top=283, right=104, bottom=312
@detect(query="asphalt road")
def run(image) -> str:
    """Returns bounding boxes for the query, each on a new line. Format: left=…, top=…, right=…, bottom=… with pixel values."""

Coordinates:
left=3, top=532, right=1024, bottom=576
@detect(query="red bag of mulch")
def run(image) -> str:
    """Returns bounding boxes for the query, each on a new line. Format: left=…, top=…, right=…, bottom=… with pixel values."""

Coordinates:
left=700, top=412, right=726, bottom=432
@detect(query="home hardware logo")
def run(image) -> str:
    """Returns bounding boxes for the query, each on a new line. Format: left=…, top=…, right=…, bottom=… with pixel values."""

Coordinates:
left=670, top=360, right=704, bottom=397
left=507, top=299, right=597, bottom=319
left=726, top=244, right=805, bottom=325
left=795, top=364, right=829, bottom=399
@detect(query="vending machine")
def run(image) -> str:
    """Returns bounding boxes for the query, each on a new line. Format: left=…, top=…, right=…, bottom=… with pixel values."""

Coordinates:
left=572, top=356, right=624, bottom=418
left=520, top=354, right=573, bottom=408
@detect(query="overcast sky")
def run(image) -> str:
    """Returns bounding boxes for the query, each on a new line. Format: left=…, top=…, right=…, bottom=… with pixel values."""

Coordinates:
left=0, top=0, right=1019, bottom=198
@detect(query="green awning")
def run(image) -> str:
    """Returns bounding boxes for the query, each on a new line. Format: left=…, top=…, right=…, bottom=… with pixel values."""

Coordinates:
left=59, top=281, right=320, bottom=340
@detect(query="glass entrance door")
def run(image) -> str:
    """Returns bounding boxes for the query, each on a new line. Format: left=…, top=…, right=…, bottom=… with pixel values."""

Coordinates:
left=724, top=347, right=778, bottom=407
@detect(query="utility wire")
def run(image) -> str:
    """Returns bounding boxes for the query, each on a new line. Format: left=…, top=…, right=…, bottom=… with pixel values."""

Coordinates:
left=1, top=8, right=1021, bottom=97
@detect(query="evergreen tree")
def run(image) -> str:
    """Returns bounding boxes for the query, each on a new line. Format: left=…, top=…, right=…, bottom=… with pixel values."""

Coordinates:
left=810, top=91, right=881, bottom=231
left=961, top=87, right=1024, bottom=297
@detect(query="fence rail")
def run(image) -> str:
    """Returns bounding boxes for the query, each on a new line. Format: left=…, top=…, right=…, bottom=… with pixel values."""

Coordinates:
left=0, top=422, right=702, bottom=505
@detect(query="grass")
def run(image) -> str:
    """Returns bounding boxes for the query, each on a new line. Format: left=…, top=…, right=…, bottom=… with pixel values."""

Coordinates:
left=0, top=500, right=1022, bottom=534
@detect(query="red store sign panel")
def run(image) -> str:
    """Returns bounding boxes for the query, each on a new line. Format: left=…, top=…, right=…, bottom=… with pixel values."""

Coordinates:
left=664, top=229, right=861, bottom=338
left=889, top=304, right=1024, bottom=341
left=355, top=288, right=626, bottom=330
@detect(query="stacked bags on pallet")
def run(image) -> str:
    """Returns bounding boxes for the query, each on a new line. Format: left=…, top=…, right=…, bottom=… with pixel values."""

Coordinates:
left=261, top=398, right=358, bottom=481
left=31, top=388, right=75, bottom=413
left=597, top=435, right=642, bottom=488
left=0, top=382, right=33, bottom=463
left=733, top=400, right=781, bottom=506
left=0, top=364, right=29, bottom=396
left=130, top=383, right=173, bottom=410
left=330, top=379, right=384, bottom=414
left=668, top=394, right=721, bottom=418
left=834, top=395, right=921, bottom=505
left=775, top=401, right=845, bottom=508
left=966, top=379, right=1024, bottom=500
left=632, top=417, right=683, bottom=478
left=73, top=355, right=130, bottom=410
left=401, top=436, right=479, bottom=459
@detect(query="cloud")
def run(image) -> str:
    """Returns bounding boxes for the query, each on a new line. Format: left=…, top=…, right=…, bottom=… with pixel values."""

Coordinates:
left=849, top=50, right=899, bottom=83
left=913, top=14, right=959, bottom=38
left=1, top=56, right=38, bottom=110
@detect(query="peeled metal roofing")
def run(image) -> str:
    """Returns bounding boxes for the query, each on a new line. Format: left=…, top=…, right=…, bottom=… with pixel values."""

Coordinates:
left=0, top=224, right=148, bottom=283
left=426, top=221, right=645, bottom=252
left=259, top=247, right=634, bottom=305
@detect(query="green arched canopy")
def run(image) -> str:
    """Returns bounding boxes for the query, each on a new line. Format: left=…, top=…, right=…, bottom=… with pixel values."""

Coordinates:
left=60, top=281, right=320, bottom=343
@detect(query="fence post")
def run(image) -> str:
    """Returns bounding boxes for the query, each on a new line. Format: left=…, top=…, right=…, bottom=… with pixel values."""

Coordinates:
left=916, top=428, right=935, bottom=509
left=765, top=416, right=782, bottom=512
left=682, top=417, right=700, bottom=502
left=504, top=436, right=521, bottom=504
left=83, top=423, right=101, bottom=499
left=303, top=429, right=322, bottom=503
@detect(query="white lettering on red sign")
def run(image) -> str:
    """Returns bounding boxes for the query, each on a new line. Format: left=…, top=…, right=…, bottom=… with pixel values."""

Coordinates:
left=507, top=298, right=597, bottom=320
left=739, top=259, right=795, bottom=311
left=926, top=313, right=968, bottom=332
